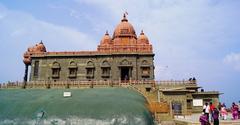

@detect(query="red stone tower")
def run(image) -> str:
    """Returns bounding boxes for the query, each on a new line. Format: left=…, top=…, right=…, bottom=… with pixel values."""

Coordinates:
left=97, top=14, right=152, bottom=53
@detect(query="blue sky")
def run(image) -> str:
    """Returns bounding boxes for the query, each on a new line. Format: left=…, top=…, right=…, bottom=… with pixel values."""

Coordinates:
left=0, top=0, right=240, bottom=106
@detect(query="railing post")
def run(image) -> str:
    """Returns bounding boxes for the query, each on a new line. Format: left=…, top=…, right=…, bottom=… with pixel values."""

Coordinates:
left=129, top=78, right=131, bottom=85
left=170, top=101, right=173, bottom=118
left=119, top=77, right=121, bottom=87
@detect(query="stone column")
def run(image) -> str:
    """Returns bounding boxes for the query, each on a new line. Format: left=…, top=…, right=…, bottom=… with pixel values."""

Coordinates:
left=24, top=64, right=29, bottom=82
left=23, top=64, right=29, bottom=88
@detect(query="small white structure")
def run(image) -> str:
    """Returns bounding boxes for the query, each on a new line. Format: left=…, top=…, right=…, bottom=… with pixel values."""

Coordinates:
left=63, top=92, right=71, bottom=97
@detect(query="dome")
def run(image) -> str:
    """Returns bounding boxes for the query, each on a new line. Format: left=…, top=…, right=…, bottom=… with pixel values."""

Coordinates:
left=23, top=58, right=31, bottom=65
left=112, top=14, right=137, bottom=39
left=27, top=41, right=47, bottom=53
left=34, top=41, right=47, bottom=52
left=137, top=30, right=149, bottom=44
left=23, top=41, right=47, bottom=65
left=100, top=31, right=112, bottom=45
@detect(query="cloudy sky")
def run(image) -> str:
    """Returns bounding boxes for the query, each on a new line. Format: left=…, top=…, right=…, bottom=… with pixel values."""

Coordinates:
left=0, top=0, right=239, bottom=106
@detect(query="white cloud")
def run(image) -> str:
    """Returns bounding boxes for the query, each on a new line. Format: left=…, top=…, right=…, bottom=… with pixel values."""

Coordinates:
left=224, top=52, right=240, bottom=71
left=74, top=0, right=240, bottom=80
left=0, top=0, right=239, bottom=106
left=1, top=0, right=239, bottom=82
left=0, top=3, right=97, bottom=82
left=0, top=4, right=97, bottom=51
left=0, top=3, right=7, bottom=19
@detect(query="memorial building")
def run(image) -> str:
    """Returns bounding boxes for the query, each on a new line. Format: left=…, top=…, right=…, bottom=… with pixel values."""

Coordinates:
left=22, top=14, right=220, bottom=116
left=23, top=14, right=154, bottom=82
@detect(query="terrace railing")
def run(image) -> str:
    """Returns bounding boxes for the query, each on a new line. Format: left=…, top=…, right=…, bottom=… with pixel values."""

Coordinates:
left=0, top=79, right=196, bottom=89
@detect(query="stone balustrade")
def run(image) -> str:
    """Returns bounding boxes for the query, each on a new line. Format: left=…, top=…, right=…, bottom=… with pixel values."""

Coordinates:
left=0, top=79, right=197, bottom=89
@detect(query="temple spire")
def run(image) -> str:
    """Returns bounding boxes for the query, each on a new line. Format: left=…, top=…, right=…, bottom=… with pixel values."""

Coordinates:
left=140, top=30, right=144, bottom=35
left=105, top=30, right=109, bottom=35
left=121, top=12, right=128, bottom=22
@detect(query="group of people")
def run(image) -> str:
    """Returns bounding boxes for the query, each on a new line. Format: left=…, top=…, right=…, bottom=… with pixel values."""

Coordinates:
left=231, top=102, right=240, bottom=120
left=200, top=102, right=219, bottom=125
left=219, top=102, right=228, bottom=120
left=199, top=101, right=240, bottom=125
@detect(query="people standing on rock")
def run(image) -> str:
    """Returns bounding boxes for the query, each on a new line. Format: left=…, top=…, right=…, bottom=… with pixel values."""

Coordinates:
left=212, top=108, right=219, bottom=125
left=188, top=78, right=192, bottom=81
left=192, top=77, right=196, bottom=81
left=203, top=102, right=210, bottom=121
left=238, top=101, right=240, bottom=119
left=210, top=102, right=215, bottom=122
left=188, top=77, right=196, bottom=84
left=220, top=106, right=228, bottom=120
left=222, top=103, right=226, bottom=108
left=217, top=102, right=222, bottom=118
left=217, top=102, right=222, bottom=111
left=199, top=112, right=210, bottom=125
left=231, top=102, right=239, bottom=120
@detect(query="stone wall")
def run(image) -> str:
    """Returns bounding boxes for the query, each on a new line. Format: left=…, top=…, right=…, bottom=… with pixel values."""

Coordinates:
left=29, top=53, right=154, bottom=82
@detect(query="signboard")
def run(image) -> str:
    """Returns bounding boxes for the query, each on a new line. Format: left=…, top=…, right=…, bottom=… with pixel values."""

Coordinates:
left=63, top=92, right=71, bottom=97
left=193, top=99, right=203, bottom=106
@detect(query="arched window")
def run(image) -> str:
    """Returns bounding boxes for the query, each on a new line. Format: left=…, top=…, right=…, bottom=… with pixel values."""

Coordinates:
left=33, top=61, right=39, bottom=78
left=86, top=61, right=95, bottom=79
left=68, top=61, right=77, bottom=78
left=86, top=61, right=94, bottom=67
left=52, top=62, right=61, bottom=78
left=141, top=60, right=150, bottom=79
left=101, top=60, right=111, bottom=78
left=142, top=60, right=149, bottom=65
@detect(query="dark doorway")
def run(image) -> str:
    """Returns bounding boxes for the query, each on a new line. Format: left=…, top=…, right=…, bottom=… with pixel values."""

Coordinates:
left=121, top=67, right=129, bottom=81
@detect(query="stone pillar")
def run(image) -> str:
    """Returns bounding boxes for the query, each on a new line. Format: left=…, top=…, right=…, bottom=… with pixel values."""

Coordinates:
left=24, top=64, right=29, bottom=82
left=23, top=64, right=29, bottom=88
